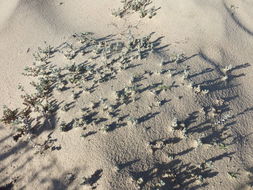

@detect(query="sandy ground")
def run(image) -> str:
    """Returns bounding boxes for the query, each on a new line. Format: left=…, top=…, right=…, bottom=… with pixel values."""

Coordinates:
left=1, top=0, right=253, bottom=189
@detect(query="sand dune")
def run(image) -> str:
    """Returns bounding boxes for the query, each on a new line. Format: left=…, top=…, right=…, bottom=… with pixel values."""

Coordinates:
left=0, top=0, right=19, bottom=30
left=1, top=0, right=253, bottom=189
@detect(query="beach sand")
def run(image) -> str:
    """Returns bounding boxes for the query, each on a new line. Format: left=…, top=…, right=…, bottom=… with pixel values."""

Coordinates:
left=0, top=0, right=253, bottom=189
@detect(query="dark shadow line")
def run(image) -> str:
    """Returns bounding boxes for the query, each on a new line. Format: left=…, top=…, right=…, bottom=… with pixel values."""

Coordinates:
left=198, top=51, right=223, bottom=75
left=224, top=2, right=253, bottom=36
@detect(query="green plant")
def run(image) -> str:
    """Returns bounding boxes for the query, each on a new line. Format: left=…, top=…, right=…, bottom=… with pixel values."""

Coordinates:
left=228, top=171, right=239, bottom=178
left=112, top=0, right=158, bottom=18
left=0, top=106, right=19, bottom=124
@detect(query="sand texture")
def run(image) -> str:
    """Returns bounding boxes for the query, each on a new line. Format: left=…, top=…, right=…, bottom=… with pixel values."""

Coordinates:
left=0, top=0, right=253, bottom=190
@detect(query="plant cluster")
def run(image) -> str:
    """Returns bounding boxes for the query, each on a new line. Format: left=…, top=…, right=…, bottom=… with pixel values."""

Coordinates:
left=0, top=42, right=59, bottom=141
left=220, top=64, right=233, bottom=82
left=112, top=0, right=158, bottom=18
left=0, top=31, right=161, bottom=141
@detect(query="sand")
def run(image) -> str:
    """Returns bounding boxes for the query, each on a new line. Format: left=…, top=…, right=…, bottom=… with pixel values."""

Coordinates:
left=0, top=0, right=253, bottom=189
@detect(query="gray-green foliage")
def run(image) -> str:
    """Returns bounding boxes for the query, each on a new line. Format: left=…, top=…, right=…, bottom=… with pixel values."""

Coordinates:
left=112, top=0, right=158, bottom=18
left=0, top=32, right=157, bottom=141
